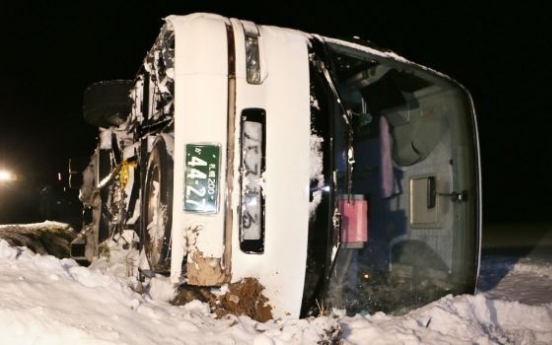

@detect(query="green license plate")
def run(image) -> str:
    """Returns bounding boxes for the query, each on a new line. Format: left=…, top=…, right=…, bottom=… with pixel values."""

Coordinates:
left=184, top=144, right=220, bottom=213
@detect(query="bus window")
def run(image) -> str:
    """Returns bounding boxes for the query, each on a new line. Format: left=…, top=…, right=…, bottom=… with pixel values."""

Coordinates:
left=307, top=39, right=480, bottom=316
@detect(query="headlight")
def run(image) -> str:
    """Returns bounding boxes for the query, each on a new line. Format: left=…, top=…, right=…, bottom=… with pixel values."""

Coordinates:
left=0, top=169, right=16, bottom=183
left=245, top=35, right=261, bottom=84
left=242, top=20, right=262, bottom=85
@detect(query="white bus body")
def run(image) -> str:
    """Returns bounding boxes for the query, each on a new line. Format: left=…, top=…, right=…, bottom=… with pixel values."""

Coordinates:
left=72, top=13, right=481, bottom=320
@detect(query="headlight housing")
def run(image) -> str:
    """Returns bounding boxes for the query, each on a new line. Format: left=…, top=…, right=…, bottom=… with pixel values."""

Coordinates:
left=242, top=20, right=262, bottom=85
left=245, top=35, right=261, bottom=84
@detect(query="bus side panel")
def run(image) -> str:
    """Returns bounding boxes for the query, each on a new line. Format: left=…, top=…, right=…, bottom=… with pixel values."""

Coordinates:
left=229, top=22, right=311, bottom=319
left=169, top=14, right=230, bottom=285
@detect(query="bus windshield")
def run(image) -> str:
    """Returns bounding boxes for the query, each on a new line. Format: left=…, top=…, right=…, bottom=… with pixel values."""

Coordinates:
left=304, top=38, right=480, bottom=316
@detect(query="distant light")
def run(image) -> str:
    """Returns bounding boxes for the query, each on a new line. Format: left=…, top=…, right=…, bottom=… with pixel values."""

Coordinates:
left=58, top=172, right=62, bottom=182
left=0, top=169, right=15, bottom=182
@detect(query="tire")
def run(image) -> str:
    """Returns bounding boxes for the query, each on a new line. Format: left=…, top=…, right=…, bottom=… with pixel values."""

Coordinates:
left=83, top=80, right=133, bottom=128
left=142, top=139, right=173, bottom=274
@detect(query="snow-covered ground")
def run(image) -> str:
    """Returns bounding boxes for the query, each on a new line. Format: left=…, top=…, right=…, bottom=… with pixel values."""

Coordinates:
left=0, top=222, right=551, bottom=344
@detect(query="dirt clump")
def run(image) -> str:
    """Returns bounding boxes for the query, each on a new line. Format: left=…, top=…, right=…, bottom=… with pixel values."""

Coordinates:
left=0, top=222, right=76, bottom=258
left=172, top=277, right=273, bottom=322
left=186, top=250, right=227, bottom=286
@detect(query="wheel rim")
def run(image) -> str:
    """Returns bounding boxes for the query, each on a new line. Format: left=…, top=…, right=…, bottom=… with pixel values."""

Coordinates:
left=145, top=164, right=167, bottom=270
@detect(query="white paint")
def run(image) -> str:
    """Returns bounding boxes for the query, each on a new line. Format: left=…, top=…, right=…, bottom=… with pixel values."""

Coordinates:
left=166, top=13, right=312, bottom=318
left=167, top=14, right=229, bottom=282
left=228, top=20, right=311, bottom=319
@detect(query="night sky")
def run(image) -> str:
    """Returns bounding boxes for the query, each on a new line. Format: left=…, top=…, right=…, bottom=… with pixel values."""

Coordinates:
left=0, top=1, right=549, bottom=223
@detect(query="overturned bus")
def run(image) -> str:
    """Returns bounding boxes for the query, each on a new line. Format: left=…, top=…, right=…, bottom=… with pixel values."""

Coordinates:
left=70, top=13, right=482, bottom=320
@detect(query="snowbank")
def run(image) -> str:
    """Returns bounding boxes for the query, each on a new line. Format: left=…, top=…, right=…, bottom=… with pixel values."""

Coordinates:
left=0, top=236, right=551, bottom=344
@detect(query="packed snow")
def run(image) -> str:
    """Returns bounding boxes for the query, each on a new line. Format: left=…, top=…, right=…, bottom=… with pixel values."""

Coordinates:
left=0, top=222, right=551, bottom=344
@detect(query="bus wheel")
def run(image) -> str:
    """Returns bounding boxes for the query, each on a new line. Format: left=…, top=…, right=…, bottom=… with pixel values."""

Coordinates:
left=142, top=139, right=173, bottom=274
